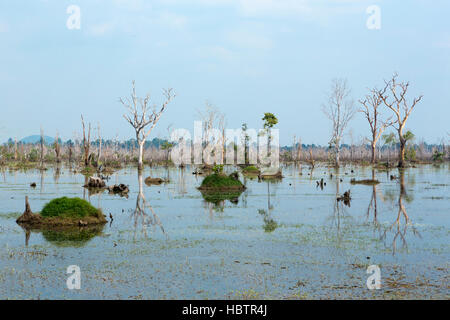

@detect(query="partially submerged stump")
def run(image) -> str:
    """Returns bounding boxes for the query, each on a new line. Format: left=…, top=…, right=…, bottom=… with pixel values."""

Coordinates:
left=316, top=178, right=326, bottom=189
left=107, top=184, right=129, bottom=194
left=16, top=196, right=107, bottom=228
left=16, top=196, right=40, bottom=224
left=337, top=190, right=352, bottom=207
left=350, top=179, right=380, bottom=185
left=145, top=177, right=168, bottom=186
left=260, top=167, right=283, bottom=180
left=84, top=176, right=106, bottom=189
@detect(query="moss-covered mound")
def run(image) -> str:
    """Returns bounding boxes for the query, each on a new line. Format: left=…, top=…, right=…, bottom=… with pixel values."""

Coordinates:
left=41, top=197, right=101, bottom=218
left=242, top=166, right=260, bottom=175
left=198, top=173, right=246, bottom=191
left=17, top=196, right=106, bottom=227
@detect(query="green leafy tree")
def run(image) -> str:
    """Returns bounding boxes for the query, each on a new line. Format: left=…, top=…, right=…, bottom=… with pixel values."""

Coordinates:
left=261, top=113, right=278, bottom=159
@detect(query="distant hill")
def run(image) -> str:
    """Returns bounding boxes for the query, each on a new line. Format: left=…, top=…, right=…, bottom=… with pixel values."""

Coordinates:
left=19, top=135, right=55, bottom=145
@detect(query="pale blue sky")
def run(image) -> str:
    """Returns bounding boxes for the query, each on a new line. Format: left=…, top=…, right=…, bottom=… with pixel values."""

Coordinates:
left=0, top=0, right=449, bottom=145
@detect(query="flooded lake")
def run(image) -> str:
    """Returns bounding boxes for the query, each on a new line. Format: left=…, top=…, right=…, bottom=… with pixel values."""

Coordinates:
left=0, top=164, right=448, bottom=299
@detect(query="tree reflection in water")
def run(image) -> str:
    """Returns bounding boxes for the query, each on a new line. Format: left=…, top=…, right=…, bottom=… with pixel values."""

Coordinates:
left=132, top=171, right=165, bottom=239
left=379, top=169, right=421, bottom=255
left=257, top=181, right=278, bottom=233
left=365, top=169, right=381, bottom=233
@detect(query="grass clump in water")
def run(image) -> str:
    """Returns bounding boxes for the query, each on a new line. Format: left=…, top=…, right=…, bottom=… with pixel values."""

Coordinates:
left=198, top=173, right=245, bottom=191
left=41, top=197, right=102, bottom=219
left=242, top=166, right=260, bottom=174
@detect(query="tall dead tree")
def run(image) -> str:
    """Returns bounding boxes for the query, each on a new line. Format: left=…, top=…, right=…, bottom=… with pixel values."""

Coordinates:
left=97, top=123, right=102, bottom=165
left=81, top=115, right=91, bottom=167
left=39, top=127, right=45, bottom=166
left=121, top=81, right=175, bottom=171
left=322, top=78, right=356, bottom=167
left=378, top=73, right=423, bottom=168
left=359, top=86, right=393, bottom=164
left=14, top=138, right=18, bottom=161
left=197, top=102, right=222, bottom=165
left=54, top=131, right=61, bottom=163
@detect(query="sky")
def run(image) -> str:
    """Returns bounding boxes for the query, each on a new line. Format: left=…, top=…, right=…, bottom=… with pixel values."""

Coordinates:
left=0, top=0, right=449, bottom=146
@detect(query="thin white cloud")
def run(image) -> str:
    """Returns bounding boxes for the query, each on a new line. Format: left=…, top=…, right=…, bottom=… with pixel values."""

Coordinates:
left=0, top=21, right=9, bottom=33
left=88, top=23, right=115, bottom=36
left=434, top=35, right=450, bottom=48
left=197, top=45, right=236, bottom=62
left=157, top=11, right=188, bottom=29
left=158, top=0, right=369, bottom=19
left=226, top=28, right=273, bottom=50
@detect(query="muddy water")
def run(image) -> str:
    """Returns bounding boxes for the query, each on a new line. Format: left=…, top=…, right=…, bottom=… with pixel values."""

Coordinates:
left=0, top=164, right=448, bottom=299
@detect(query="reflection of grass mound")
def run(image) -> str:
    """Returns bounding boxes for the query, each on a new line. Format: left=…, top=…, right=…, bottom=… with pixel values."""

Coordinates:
left=200, top=190, right=243, bottom=205
left=41, top=197, right=101, bottom=218
left=198, top=173, right=246, bottom=191
left=41, top=225, right=104, bottom=247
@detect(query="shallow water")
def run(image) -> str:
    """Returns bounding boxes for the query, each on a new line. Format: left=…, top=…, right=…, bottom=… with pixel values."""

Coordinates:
left=0, top=164, right=448, bottom=299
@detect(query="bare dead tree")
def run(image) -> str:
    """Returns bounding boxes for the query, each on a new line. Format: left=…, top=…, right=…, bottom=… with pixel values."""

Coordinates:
left=97, top=122, right=102, bottom=165
left=121, top=81, right=175, bottom=171
left=81, top=115, right=91, bottom=167
left=218, top=112, right=226, bottom=165
left=54, top=131, right=61, bottom=163
left=359, top=86, right=394, bottom=164
left=39, top=126, right=45, bottom=167
left=197, top=102, right=223, bottom=165
left=14, top=138, right=18, bottom=161
left=322, top=78, right=356, bottom=167
left=378, top=73, right=423, bottom=168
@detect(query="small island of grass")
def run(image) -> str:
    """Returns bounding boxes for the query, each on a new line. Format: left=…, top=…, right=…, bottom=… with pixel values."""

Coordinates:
left=198, top=172, right=246, bottom=191
left=242, top=166, right=260, bottom=175
left=17, top=196, right=107, bottom=227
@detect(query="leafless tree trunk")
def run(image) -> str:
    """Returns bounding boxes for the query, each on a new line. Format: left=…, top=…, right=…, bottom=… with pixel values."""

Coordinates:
left=40, top=127, right=45, bottom=166
left=198, top=102, right=222, bottom=165
left=14, top=138, right=18, bottom=161
left=378, top=73, right=423, bottom=168
left=54, top=131, right=61, bottom=163
left=359, top=86, right=393, bottom=164
left=97, top=123, right=102, bottom=165
left=121, top=80, right=175, bottom=171
left=322, top=78, right=356, bottom=167
left=81, top=115, right=91, bottom=167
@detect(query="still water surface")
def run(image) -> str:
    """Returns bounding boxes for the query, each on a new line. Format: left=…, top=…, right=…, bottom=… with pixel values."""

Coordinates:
left=0, top=164, right=448, bottom=299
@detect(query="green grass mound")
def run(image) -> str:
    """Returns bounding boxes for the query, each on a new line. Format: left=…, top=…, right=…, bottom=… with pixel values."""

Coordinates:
left=198, top=173, right=245, bottom=191
left=41, top=197, right=102, bottom=218
left=242, top=166, right=260, bottom=174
